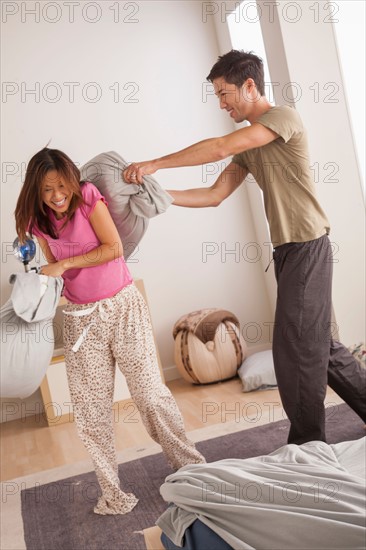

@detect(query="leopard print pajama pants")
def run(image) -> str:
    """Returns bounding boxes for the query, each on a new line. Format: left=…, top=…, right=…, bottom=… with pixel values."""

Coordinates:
left=63, top=283, right=205, bottom=515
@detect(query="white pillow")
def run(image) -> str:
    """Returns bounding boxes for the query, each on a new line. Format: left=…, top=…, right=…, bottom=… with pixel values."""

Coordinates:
left=238, top=350, right=277, bottom=392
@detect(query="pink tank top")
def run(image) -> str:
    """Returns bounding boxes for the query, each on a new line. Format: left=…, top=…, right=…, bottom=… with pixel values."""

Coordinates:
left=33, top=182, right=133, bottom=304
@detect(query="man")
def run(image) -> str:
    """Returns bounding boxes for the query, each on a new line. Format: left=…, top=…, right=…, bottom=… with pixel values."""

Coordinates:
left=124, top=50, right=366, bottom=445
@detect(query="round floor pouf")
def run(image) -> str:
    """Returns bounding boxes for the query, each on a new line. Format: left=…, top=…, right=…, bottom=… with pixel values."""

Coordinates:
left=173, top=308, right=247, bottom=384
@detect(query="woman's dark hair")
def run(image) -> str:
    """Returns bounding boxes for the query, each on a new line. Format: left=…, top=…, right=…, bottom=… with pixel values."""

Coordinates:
left=207, top=50, right=265, bottom=96
left=15, top=148, right=84, bottom=241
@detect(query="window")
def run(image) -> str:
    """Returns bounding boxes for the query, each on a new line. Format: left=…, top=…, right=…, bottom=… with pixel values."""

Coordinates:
left=227, top=2, right=275, bottom=104
left=333, top=1, right=365, bottom=192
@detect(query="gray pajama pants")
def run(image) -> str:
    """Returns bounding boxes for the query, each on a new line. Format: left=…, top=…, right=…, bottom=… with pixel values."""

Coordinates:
left=63, top=283, right=205, bottom=515
left=273, top=234, right=366, bottom=444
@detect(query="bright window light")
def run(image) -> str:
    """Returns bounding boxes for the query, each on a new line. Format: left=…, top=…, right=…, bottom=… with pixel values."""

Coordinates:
left=333, top=1, right=365, bottom=193
left=227, top=3, right=275, bottom=104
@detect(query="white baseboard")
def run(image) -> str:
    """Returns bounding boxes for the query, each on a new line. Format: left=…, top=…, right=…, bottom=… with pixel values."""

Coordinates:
left=246, top=342, right=272, bottom=356
left=163, top=365, right=181, bottom=382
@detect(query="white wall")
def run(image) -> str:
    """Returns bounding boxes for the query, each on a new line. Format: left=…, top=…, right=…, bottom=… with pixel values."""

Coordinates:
left=1, top=1, right=273, bottom=420
left=212, top=0, right=365, bottom=344
left=2, top=1, right=363, bottom=423
left=270, top=0, right=365, bottom=345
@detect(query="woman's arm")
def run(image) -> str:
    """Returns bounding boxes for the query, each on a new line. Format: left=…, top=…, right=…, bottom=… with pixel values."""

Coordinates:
left=167, top=162, right=247, bottom=208
left=36, top=235, right=58, bottom=264
left=40, top=201, right=123, bottom=277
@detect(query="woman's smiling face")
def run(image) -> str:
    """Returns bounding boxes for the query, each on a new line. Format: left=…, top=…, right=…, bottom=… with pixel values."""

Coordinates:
left=41, top=170, right=73, bottom=219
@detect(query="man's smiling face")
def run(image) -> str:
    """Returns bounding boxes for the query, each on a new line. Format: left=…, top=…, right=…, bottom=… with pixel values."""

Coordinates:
left=213, top=76, right=259, bottom=123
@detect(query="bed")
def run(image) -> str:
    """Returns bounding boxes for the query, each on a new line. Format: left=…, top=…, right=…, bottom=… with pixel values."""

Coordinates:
left=144, top=437, right=366, bottom=550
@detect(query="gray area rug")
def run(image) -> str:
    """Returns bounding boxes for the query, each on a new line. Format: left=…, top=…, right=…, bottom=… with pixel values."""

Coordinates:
left=21, top=403, right=365, bottom=550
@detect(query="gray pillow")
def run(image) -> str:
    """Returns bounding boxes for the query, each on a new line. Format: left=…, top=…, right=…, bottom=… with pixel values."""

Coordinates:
left=238, top=350, right=277, bottom=392
left=80, top=151, right=173, bottom=259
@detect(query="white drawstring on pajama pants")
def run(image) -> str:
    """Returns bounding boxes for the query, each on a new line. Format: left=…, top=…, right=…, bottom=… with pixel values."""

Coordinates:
left=63, top=283, right=205, bottom=515
left=64, top=298, right=113, bottom=352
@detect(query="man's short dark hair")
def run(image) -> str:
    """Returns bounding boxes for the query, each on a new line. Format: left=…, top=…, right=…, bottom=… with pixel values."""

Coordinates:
left=207, top=50, right=265, bottom=96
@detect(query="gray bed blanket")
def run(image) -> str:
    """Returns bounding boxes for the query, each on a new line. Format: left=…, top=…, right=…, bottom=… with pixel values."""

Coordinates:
left=157, top=439, right=366, bottom=550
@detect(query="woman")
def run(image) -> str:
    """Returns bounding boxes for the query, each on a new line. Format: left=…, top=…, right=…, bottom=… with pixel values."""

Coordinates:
left=15, top=147, right=205, bottom=515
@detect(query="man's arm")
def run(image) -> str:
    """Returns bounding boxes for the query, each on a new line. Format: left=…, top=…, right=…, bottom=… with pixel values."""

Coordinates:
left=167, top=162, right=248, bottom=208
left=124, top=123, right=277, bottom=183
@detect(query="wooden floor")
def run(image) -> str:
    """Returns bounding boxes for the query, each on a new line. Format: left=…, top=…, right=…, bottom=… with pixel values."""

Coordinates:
left=0, top=378, right=343, bottom=481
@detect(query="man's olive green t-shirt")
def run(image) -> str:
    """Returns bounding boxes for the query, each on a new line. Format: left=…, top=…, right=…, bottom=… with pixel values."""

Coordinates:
left=232, top=105, right=330, bottom=247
